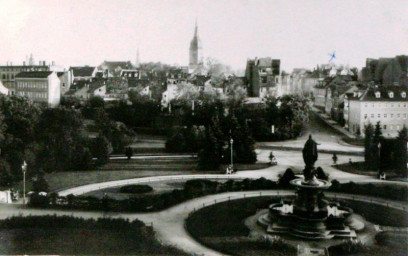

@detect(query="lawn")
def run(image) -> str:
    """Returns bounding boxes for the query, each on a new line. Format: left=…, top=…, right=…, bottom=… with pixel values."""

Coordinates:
left=187, top=196, right=408, bottom=256
left=335, top=161, right=407, bottom=180
left=14, top=169, right=200, bottom=193
left=0, top=216, right=187, bottom=255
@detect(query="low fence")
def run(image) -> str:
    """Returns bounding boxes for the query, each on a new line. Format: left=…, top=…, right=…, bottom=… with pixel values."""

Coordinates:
left=186, top=190, right=408, bottom=217
left=58, top=174, right=247, bottom=196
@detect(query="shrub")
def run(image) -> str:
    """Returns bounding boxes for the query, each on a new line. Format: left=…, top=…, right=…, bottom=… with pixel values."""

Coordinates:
left=119, top=185, right=153, bottom=194
left=278, top=168, right=296, bottom=188
left=316, top=167, right=329, bottom=180
left=329, top=238, right=368, bottom=254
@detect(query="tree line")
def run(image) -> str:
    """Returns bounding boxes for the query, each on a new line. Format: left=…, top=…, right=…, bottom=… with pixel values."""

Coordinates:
left=364, top=121, right=407, bottom=177
left=0, top=95, right=134, bottom=187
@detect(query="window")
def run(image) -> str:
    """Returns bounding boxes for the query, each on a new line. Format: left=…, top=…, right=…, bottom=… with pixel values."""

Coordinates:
left=383, top=125, right=387, bottom=130
left=397, top=114, right=400, bottom=118
left=404, top=113, right=407, bottom=119
left=371, top=114, right=374, bottom=118
left=401, top=92, right=406, bottom=98
left=364, top=103, right=367, bottom=108
left=391, top=114, right=394, bottom=118
left=375, top=92, right=381, bottom=98
left=389, top=92, right=394, bottom=98
left=364, top=114, right=367, bottom=119
left=378, top=114, right=380, bottom=118
left=62, top=83, right=65, bottom=88
left=391, top=104, right=394, bottom=107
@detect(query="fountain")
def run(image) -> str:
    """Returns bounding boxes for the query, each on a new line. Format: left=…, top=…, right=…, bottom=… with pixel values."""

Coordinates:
left=258, top=135, right=364, bottom=239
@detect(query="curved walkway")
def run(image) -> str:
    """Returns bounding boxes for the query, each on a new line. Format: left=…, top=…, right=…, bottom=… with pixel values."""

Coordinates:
left=1, top=190, right=406, bottom=256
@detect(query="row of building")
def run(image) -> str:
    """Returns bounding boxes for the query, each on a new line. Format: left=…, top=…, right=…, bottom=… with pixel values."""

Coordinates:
left=313, top=55, right=408, bottom=137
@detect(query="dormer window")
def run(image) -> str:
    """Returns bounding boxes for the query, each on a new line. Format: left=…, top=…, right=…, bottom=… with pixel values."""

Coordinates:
left=402, top=92, right=406, bottom=98
left=389, top=92, right=394, bottom=98
left=375, top=92, right=381, bottom=98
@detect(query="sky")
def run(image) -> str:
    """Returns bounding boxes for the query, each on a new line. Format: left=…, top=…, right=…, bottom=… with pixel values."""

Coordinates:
left=0, top=0, right=407, bottom=72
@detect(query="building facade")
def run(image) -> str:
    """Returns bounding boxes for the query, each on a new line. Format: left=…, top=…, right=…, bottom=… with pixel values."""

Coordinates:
left=0, top=62, right=51, bottom=95
left=245, top=57, right=280, bottom=98
left=15, top=71, right=60, bottom=107
left=345, top=86, right=408, bottom=137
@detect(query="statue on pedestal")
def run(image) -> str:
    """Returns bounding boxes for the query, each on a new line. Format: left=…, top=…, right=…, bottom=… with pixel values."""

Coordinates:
left=302, top=135, right=319, bottom=180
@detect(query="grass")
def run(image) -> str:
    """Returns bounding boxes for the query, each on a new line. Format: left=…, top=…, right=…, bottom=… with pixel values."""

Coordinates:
left=341, top=137, right=364, bottom=146
left=335, top=161, right=379, bottom=176
left=186, top=197, right=298, bottom=256
left=337, top=199, right=408, bottom=226
left=329, top=232, right=408, bottom=256
left=0, top=215, right=188, bottom=255
left=187, top=196, right=407, bottom=256
left=14, top=169, right=200, bottom=193
left=335, top=161, right=407, bottom=180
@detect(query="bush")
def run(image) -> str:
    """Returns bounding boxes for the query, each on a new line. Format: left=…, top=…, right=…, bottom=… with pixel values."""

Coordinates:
left=316, top=167, right=329, bottom=180
left=329, top=239, right=368, bottom=255
left=119, top=185, right=153, bottom=194
left=278, top=168, right=296, bottom=188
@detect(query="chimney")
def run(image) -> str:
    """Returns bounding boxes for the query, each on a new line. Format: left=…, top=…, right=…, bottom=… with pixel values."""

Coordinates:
left=39, top=61, right=41, bottom=65
left=23, top=61, right=26, bottom=66
left=52, top=61, right=55, bottom=66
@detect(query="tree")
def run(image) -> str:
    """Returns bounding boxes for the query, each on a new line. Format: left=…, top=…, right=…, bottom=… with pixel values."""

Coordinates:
left=32, top=176, right=49, bottom=193
left=396, top=126, right=408, bottom=177
left=35, top=108, right=85, bottom=172
left=364, top=123, right=374, bottom=165
left=198, top=124, right=223, bottom=170
left=92, top=135, right=112, bottom=165
left=0, top=159, right=12, bottom=186
left=88, top=96, right=105, bottom=109
left=372, top=121, right=383, bottom=170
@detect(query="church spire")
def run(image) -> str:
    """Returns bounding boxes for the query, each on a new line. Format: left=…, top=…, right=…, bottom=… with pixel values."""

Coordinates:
left=194, top=18, right=198, bottom=37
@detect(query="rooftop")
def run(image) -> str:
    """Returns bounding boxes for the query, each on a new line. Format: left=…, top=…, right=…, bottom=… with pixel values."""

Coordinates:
left=70, top=66, right=96, bottom=77
left=15, top=71, right=53, bottom=78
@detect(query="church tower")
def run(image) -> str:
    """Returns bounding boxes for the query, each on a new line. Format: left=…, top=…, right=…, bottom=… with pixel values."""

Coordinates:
left=189, top=20, right=203, bottom=73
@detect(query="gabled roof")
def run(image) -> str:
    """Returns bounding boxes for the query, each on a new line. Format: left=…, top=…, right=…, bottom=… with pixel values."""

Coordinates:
left=70, top=66, right=96, bottom=77
left=88, top=80, right=106, bottom=92
left=15, top=71, right=53, bottom=78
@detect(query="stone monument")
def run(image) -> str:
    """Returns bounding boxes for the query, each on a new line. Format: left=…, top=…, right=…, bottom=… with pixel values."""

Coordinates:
left=258, top=135, right=364, bottom=239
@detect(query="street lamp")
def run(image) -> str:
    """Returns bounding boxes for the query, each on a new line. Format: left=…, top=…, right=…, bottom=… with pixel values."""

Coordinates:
left=22, top=161, right=27, bottom=205
left=377, top=142, right=381, bottom=171
left=230, top=138, right=234, bottom=169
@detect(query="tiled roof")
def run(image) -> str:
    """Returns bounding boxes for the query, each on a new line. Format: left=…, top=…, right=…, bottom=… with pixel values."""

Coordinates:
left=15, top=71, right=53, bottom=78
left=70, top=66, right=96, bottom=77
left=349, top=85, right=408, bottom=102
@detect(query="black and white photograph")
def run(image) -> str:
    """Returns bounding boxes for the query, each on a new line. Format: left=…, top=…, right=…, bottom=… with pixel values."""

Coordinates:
left=0, top=0, right=407, bottom=255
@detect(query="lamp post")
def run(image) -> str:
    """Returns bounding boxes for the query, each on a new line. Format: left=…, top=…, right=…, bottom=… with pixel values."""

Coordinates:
left=377, top=142, right=381, bottom=171
left=230, top=138, right=234, bottom=169
left=22, top=161, right=27, bottom=205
